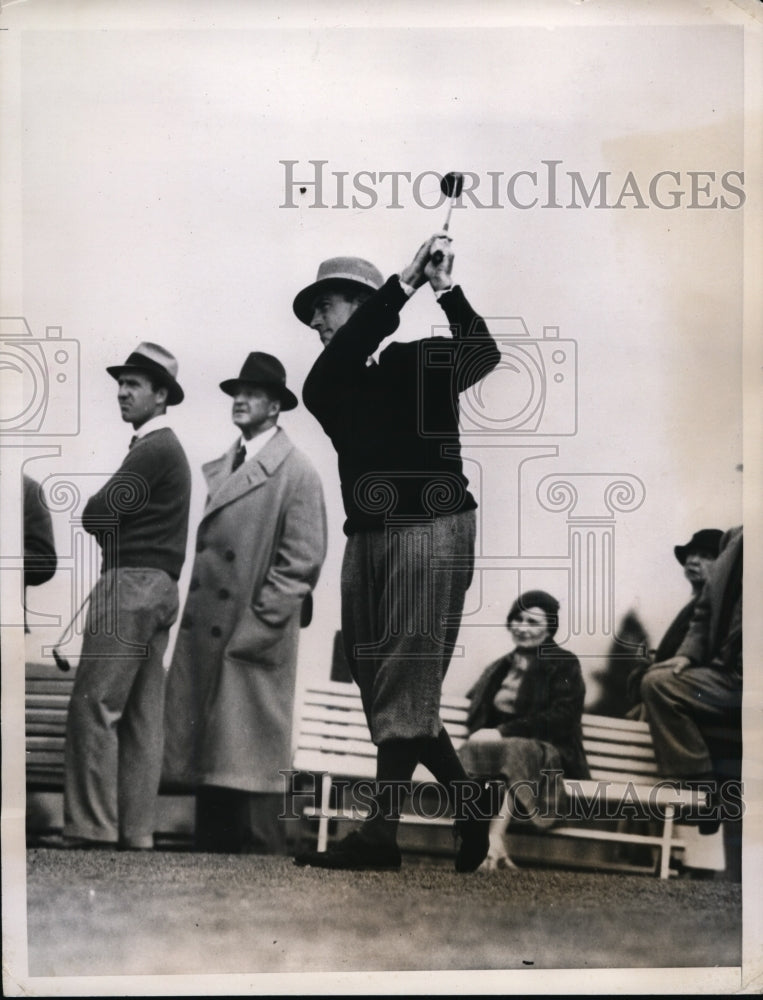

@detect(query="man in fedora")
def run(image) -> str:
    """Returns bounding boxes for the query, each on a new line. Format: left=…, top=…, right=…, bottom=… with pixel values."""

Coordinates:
left=292, top=235, right=500, bottom=872
left=626, top=528, right=724, bottom=711
left=162, top=352, right=327, bottom=854
left=641, top=526, right=743, bottom=873
left=62, top=342, right=191, bottom=850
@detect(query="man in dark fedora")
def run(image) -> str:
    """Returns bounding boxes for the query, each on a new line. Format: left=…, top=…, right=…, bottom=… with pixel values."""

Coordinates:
left=162, top=352, right=327, bottom=854
left=626, top=528, right=724, bottom=711
left=62, top=342, right=191, bottom=849
left=293, top=235, right=500, bottom=872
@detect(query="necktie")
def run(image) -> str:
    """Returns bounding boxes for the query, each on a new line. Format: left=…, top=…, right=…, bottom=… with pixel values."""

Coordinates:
left=129, top=435, right=138, bottom=450
left=231, top=443, right=246, bottom=472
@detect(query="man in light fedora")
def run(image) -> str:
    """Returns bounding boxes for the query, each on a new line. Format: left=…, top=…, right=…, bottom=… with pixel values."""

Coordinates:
left=62, top=342, right=191, bottom=850
left=162, top=352, right=327, bottom=854
left=293, top=235, right=500, bottom=872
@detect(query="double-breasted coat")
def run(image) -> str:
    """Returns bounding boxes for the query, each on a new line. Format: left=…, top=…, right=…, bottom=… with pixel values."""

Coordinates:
left=162, top=428, right=327, bottom=794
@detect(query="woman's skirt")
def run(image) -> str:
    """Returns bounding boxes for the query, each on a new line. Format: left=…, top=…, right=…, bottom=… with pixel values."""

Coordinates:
left=459, top=734, right=569, bottom=831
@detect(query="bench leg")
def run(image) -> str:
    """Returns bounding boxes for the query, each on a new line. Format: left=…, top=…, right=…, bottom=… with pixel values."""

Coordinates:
left=317, top=773, right=333, bottom=853
left=659, top=804, right=676, bottom=879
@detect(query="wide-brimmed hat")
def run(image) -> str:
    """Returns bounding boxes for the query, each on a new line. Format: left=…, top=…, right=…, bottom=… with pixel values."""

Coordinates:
left=219, top=352, right=298, bottom=411
left=674, top=529, right=724, bottom=565
left=106, top=342, right=184, bottom=405
left=293, top=256, right=385, bottom=326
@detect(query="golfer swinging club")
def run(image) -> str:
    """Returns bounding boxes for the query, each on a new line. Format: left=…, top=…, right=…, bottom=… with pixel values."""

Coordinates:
left=293, top=231, right=500, bottom=872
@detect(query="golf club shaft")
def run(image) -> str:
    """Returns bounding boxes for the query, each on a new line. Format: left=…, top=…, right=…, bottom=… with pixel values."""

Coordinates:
left=49, top=592, right=92, bottom=671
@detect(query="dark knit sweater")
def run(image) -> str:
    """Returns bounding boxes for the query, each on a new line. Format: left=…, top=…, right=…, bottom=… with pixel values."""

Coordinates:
left=82, top=426, right=191, bottom=580
left=302, top=276, right=500, bottom=535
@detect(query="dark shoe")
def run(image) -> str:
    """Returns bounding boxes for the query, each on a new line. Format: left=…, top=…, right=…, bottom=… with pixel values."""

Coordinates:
left=453, top=815, right=490, bottom=873
left=35, top=834, right=115, bottom=850
left=293, top=830, right=401, bottom=871
left=675, top=782, right=723, bottom=835
left=453, top=779, right=495, bottom=872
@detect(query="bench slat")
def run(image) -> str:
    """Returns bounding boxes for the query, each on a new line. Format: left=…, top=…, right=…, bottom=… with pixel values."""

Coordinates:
left=27, top=736, right=66, bottom=750
left=582, top=725, right=653, bottom=747
left=585, top=753, right=658, bottom=775
left=26, top=749, right=67, bottom=764
left=26, top=722, right=66, bottom=740
left=26, top=688, right=71, bottom=708
left=300, top=719, right=375, bottom=742
left=301, top=705, right=370, bottom=727
left=581, top=713, right=650, bottom=733
left=298, top=733, right=378, bottom=758
left=582, top=739, right=655, bottom=761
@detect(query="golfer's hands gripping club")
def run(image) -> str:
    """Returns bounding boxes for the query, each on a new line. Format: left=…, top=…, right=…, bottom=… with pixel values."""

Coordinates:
left=400, top=232, right=453, bottom=291
left=425, top=234, right=453, bottom=291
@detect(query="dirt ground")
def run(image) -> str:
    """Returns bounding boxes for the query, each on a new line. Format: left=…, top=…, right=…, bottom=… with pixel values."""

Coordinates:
left=20, top=846, right=743, bottom=990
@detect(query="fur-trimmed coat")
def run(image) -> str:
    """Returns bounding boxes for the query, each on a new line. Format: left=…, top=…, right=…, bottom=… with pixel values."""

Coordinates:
left=465, top=641, right=590, bottom=779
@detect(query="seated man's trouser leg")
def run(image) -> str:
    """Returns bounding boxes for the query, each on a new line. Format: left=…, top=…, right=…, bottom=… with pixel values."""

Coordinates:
left=341, top=510, right=475, bottom=744
left=640, top=664, right=742, bottom=779
left=64, top=568, right=179, bottom=844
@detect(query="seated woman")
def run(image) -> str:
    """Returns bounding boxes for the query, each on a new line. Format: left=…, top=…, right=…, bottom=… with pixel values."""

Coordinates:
left=460, top=590, right=589, bottom=870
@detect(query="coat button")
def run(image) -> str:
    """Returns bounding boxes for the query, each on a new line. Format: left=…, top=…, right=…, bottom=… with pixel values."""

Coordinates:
left=196, top=541, right=206, bottom=554
left=218, top=588, right=230, bottom=600
left=211, top=626, right=222, bottom=638
left=189, top=578, right=200, bottom=591
left=225, top=549, right=235, bottom=561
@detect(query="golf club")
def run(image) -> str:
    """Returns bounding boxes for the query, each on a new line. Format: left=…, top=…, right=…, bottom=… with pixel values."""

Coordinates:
left=431, top=171, right=464, bottom=265
left=48, top=592, right=91, bottom=672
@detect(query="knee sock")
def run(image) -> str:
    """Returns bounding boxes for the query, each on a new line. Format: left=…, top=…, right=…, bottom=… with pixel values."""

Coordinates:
left=362, top=738, right=424, bottom=845
left=417, top=727, right=475, bottom=817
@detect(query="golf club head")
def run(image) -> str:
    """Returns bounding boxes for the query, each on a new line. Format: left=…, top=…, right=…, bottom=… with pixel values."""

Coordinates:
left=440, top=172, right=464, bottom=199
left=53, top=648, right=71, bottom=673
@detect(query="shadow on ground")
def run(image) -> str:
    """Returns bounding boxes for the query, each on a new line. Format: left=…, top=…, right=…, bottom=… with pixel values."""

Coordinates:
left=24, top=848, right=741, bottom=978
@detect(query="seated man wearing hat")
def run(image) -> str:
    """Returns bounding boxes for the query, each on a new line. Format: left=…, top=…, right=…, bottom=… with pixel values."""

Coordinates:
left=62, top=343, right=191, bottom=850
left=626, top=528, right=724, bottom=712
left=641, top=526, right=743, bottom=859
left=162, top=353, right=327, bottom=854
left=293, top=234, right=500, bottom=872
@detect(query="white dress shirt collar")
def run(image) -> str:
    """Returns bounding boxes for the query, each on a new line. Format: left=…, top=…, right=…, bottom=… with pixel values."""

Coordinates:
left=239, top=424, right=278, bottom=460
left=132, top=412, right=174, bottom=441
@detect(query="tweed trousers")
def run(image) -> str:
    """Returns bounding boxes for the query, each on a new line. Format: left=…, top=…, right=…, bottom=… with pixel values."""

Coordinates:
left=340, top=510, right=476, bottom=744
left=63, top=568, right=178, bottom=846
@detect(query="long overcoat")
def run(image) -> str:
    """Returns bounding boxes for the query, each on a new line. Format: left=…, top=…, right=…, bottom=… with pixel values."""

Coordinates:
left=162, top=428, right=327, bottom=793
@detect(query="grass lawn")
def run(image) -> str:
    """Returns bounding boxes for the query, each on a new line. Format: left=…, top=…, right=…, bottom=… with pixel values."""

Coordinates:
left=25, top=848, right=741, bottom=980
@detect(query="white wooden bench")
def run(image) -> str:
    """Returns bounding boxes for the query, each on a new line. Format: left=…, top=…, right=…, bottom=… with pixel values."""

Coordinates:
left=26, top=661, right=74, bottom=790
left=292, top=681, right=707, bottom=878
